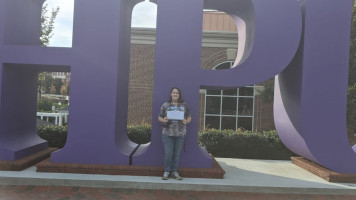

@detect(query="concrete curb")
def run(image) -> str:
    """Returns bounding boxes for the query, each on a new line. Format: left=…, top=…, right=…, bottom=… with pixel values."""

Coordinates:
left=0, top=158, right=355, bottom=195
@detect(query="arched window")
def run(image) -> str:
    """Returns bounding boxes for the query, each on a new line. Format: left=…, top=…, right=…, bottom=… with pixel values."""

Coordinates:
left=213, top=61, right=234, bottom=70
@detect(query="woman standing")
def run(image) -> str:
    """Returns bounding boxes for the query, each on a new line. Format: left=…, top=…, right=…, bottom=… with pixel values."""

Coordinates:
left=158, top=87, right=191, bottom=180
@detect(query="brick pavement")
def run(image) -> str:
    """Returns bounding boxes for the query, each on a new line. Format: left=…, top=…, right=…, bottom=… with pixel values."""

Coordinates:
left=0, top=185, right=355, bottom=200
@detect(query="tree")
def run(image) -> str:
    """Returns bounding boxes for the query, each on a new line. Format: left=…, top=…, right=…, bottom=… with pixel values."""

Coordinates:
left=347, top=0, right=356, bottom=143
left=38, top=4, right=60, bottom=98
left=40, top=4, right=60, bottom=46
left=53, top=78, right=63, bottom=94
left=258, top=78, right=274, bottom=103
left=38, top=72, right=46, bottom=98
left=38, top=72, right=54, bottom=98
left=42, top=73, right=54, bottom=94
left=60, top=85, right=68, bottom=95
left=349, top=1, right=356, bottom=83
left=37, top=97, right=53, bottom=112
left=50, top=85, right=57, bottom=94
left=257, top=1, right=356, bottom=143
left=66, top=81, right=70, bottom=95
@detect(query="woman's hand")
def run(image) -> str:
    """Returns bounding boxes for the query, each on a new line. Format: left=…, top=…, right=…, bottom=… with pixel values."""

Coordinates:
left=158, top=116, right=169, bottom=123
left=163, top=117, right=169, bottom=123
left=182, top=116, right=192, bottom=124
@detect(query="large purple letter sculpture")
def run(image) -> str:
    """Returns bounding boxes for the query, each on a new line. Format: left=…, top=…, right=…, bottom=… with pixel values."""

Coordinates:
left=0, top=0, right=354, bottom=173
left=274, top=0, right=356, bottom=173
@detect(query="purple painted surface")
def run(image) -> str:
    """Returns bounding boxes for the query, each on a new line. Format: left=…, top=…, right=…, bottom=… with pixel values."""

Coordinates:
left=0, top=0, right=354, bottom=173
left=133, top=0, right=302, bottom=168
left=52, top=0, right=137, bottom=164
left=274, top=0, right=356, bottom=173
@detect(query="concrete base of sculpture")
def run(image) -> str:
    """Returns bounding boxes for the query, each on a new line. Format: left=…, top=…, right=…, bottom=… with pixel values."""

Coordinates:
left=291, top=157, right=356, bottom=183
left=0, top=148, right=58, bottom=171
left=36, top=154, right=225, bottom=179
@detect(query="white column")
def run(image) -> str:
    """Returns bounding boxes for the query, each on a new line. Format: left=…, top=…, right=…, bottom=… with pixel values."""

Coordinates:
left=59, top=115, right=63, bottom=126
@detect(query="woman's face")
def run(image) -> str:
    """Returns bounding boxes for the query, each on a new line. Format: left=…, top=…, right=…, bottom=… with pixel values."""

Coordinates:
left=170, top=89, right=180, bottom=102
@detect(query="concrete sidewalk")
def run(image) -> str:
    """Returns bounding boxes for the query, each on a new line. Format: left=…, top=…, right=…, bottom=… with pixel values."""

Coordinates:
left=0, top=158, right=355, bottom=195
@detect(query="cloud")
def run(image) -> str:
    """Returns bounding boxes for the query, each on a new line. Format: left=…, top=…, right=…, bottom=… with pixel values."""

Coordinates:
left=131, top=2, right=157, bottom=28
left=45, top=0, right=74, bottom=47
left=45, top=0, right=157, bottom=47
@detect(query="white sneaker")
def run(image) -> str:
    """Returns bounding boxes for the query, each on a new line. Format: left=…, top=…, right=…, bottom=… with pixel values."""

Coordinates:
left=171, top=171, right=183, bottom=180
left=162, top=171, right=170, bottom=180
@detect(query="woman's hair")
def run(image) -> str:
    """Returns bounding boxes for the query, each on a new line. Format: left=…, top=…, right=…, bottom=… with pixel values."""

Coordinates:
left=169, top=87, right=184, bottom=103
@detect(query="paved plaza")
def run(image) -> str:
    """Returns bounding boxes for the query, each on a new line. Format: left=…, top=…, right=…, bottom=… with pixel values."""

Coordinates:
left=0, top=158, right=355, bottom=199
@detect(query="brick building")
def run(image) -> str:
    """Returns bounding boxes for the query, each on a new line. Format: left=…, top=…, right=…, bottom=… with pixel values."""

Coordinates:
left=127, top=11, right=275, bottom=131
left=48, top=11, right=275, bottom=132
left=51, top=72, right=71, bottom=87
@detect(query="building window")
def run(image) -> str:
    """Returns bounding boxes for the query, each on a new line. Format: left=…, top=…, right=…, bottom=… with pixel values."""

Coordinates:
left=204, top=61, right=255, bottom=131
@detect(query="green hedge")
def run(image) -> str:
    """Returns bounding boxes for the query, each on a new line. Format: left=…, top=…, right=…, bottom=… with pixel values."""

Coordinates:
left=127, top=123, right=151, bottom=144
left=36, top=123, right=152, bottom=148
left=37, top=97, right=53, bottom=112
left=198, top=129, right=295, bottom=160
left=37, top=125, right=68, bottom=148
left=37, top=124, right=294, bottom=160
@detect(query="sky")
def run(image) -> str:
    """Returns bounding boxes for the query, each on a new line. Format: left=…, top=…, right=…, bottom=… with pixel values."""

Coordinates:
left=46, top=0, right=157, bottom=47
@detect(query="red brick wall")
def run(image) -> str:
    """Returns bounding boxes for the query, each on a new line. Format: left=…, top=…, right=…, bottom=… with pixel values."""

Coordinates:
left=127, top=45, right=227, bottom=125
left=127, top=44, right=155, bottom=125
left=198, top=90, right=206, bottom=130
left=128, top=44, right=275, bottom=131
left=253, top=95, right=275, bottom=131
left=200, top=48, right=227, bottom=69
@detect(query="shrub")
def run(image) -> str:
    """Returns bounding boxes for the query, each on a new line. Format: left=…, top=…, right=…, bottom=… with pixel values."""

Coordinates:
left=127, top=122, right=151, bottom=144
left=37, top=125, right=67, bottom=148
left=198, top=129, right=295, bottom=160
left=37, top=123, right=295, bottom=160
left=37, top=123, right=152, bottom=148
left=37, top=97, right=53, bottom=112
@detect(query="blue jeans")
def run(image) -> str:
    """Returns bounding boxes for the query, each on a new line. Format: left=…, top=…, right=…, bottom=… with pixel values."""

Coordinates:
left=162, top=135, right=185, bottom=172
